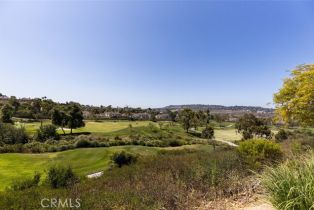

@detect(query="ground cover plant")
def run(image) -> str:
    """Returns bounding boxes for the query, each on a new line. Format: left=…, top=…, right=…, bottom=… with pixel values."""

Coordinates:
left=262, top=152, right=314, bottom=210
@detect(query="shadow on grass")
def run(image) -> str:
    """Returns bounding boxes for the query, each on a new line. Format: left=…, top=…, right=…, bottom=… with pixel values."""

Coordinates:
left=60, top=132, right=92, bottom=136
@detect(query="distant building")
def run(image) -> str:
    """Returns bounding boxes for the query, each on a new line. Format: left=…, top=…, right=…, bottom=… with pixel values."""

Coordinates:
left=155, top=113, right=170, bottom=120
left=0, top=95, right=9, bottom=100
left=228, top=117, right=238, bottom=122
left=102, top=112, right=122, bottom=119
left=132, top=113, right=151, bottom=120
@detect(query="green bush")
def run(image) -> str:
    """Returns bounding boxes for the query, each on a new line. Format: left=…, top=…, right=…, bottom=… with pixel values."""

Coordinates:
left=168, top=139, right=184, bottom=147
left=237, top=139, right=282, bottom=169
left=0, top=144, right=24, bottom=153
left=10, top=172, right=41, bottom=191
left=0, top=123, right=28, bottom=145
left=114, top=135, right=122, bottom=140
left=35, top=125, right=59, bottom=142
left=275, top=129, right=288, bottom=142
left=46, top=165, right=79, bottom=188
left=24, top=142, right=49, bottom=153
left=75, top=139, right=92, bottom=148
left=111, top=151, right=137, bottom=167
left=201, top=125, right=214, bottom=139
left=261, top=153, right=314, bottom=210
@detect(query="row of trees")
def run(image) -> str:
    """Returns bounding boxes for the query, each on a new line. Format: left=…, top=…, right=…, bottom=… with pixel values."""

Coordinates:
left=0, top=96, right=56, bottom=120
left=179, top=109, right=215, bottom=147
left=0, top=98, right=85, bottom=136
left=235, top=114, right=271, bottom=140
left=0, top=102, right=85, bottom=145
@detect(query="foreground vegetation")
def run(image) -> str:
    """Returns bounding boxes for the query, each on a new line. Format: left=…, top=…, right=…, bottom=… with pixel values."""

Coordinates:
left=0, top=144, right=220, bottom=190
left=262, top=153, right=314, bottom=210
left=0, top=145, right=253, bottom=209
left=1, top=145, right=197, bottom=190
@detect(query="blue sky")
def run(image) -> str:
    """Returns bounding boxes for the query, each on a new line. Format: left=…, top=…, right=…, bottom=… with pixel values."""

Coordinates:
left=0, top=1, right=314, bottom=108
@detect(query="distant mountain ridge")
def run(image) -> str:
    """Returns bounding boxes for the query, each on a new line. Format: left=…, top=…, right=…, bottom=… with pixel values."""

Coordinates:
left=162, top=104, right=274, bottom=112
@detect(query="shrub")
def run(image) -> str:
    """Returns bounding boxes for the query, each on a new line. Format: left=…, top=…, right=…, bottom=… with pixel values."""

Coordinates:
left=275, top=129, right=288, bottom=142
left=46, top=165, right=79, bottom=188
left=24, top=142, right=48, bottom=153
left=201, top=125, right=214, bottom=139
left=114, top=135, right=122, bottom=140
left=10, top=172, right=41, bottom=191
left=75, top=139, right=92, bottom=148
left=111, top=151, right=137, bottom=167
left=261, top=153, right=314, bottom=210
left=35, top=125, right=59, bottom=142
left=0, top=123, right=28, bottom=144
left=168, top=139, right=184, bottom=147
left=0, top=144, right=24, bottom=153
left=237, top=139, right=282, bottom=169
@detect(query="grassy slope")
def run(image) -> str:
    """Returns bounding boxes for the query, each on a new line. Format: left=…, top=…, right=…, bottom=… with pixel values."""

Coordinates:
left=74, top=121, right=154, bottom=135
left=0, top=145, right=209, bottom=190
left=3, top=120, right=239, bottom=190
left=20, top=120, right=157, bottom=136
left=21, top=120, right=241, bottom=141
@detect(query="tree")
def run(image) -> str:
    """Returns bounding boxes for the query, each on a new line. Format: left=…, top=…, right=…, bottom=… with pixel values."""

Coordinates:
left=51, top=109, right=68, bottom=134
left=167, top=109, right=177, bottom=123
left=235, top=113, right=271, bottom=140
left=30, top=98, right=42, bottom=119
left=67, top=104, right=85, bottom=134
left=9, top=96, right=20, bottom=114
left=205, top=109, right=212, bottom=124
left=0, top=104, right=14, bottom=123
left=190, top=111, right=199, bottom=130
left=41, top=99, right=55, bottom=118
left=202, top=125, right=215, bottom=149
left=179, top=109, right=193, bottom=133
left=197, top=110, right=206, bottom=126
left=274, top=64, right=314, bottom=127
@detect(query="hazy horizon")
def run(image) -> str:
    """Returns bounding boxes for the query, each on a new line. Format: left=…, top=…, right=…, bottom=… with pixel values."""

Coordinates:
left=1, top=1, right=314, bottom=107
left=0, top=92, right=275, bottom=109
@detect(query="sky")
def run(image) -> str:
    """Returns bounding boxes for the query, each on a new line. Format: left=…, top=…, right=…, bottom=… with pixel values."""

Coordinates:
left=0, top=1, right=314, bottom=108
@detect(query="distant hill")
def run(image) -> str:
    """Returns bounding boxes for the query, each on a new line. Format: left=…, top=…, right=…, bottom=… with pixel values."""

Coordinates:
left=161, top=104, right=274, bottom=113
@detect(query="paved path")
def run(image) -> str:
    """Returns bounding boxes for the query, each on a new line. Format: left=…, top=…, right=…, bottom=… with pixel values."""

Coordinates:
left=215, top=139, right=238, bottom=147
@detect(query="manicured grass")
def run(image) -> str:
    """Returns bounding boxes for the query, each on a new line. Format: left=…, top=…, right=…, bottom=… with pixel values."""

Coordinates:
left=0, top=144, right=210, bottom=190
left=74, top=120, right=155, bottom=135
left=15, top=120, right=51, bottom=135
left=21, top=120, right=241, bottom=141
left=20, top=120, right=157, bottom=136
left=214, top=128, right=242, bottom=142
left=196, top=123, right=241, bottom=142
left=0, top=153, right=55, bottom=190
